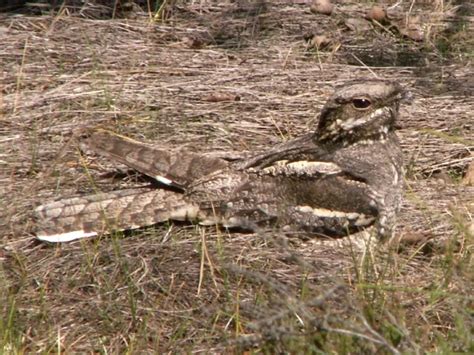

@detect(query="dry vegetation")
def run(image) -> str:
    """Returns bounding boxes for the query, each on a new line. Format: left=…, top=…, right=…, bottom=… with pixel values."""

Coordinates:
left=0, top=0, right=473, bottom=353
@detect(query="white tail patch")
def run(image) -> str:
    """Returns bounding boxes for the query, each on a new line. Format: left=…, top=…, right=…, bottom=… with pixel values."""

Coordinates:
left=37, top=230, right=98, bottom=243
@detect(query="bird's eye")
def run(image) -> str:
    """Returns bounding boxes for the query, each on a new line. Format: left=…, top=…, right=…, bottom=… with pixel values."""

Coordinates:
left=352, top=98, right=372, bottom=110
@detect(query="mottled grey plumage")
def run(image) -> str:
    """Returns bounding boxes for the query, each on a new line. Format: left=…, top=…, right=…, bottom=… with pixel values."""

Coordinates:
left=36, top=80, right=405, bottom=242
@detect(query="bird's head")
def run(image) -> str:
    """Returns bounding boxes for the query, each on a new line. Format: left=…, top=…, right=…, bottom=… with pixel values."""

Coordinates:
left=315, top=80, right=407, bottom=147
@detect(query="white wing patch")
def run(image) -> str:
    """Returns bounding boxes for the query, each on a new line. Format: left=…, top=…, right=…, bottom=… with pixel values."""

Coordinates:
left=169, top=205, right=200, bottom=221
left=296, top=206, right=375, bottom=227
left=391, top=164, right=399, bottom=186
left=257, top=160, right=342, bottom=176
left=155, top=175, right=173, bottom=185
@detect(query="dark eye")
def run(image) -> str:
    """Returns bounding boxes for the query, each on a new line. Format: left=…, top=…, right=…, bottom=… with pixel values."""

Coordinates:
left=352, top=98, right=372, bottom=109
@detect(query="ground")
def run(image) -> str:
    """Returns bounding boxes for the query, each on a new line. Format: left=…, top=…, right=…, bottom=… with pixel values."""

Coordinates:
left=0, top=0, right=473, bottom=353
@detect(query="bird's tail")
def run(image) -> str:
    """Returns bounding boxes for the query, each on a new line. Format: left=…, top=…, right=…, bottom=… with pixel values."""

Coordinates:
left=35, top=188, right=200, bottom=243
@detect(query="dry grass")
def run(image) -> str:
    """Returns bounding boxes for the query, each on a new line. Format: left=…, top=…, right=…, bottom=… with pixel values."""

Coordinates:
left=0, top=0, right=473, bottom=353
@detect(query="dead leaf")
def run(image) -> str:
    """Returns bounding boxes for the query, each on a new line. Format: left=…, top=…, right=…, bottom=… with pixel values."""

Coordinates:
left=345, top=18, right=371, bottom=32
left=309, top=34, right=332, bottom=49
left=462, top=161, right=474, bottom=186
left=398, top=16, right=424, bottom=41
left=291, top=0, right=311, bottom=4
left=202, top=92, right=240, bottom=102
left=392, top=232, right=433, bottom=246
left=179, top=33, right=215, bottom=49
left=366, top=5, right=386, bottom=22
left=310, top=0, right=334, bottom=16
left=431, top=171, right=452, bottom=185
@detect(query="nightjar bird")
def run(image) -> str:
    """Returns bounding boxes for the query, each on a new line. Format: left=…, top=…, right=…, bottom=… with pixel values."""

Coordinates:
left=35, top=80, right=406, bottom=243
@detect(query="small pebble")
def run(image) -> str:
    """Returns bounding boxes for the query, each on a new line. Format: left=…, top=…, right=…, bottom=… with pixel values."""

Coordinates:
left=367, top=5, right=386, bottom=22
left=310, top=0, right=334, bottom=16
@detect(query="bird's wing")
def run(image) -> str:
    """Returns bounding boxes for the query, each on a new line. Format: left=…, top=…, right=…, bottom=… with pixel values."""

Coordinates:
left=81, top=128, right=230, bottom=189
left=35, top=187, right=200, bottom=243
left=240, top=133, right=322, bottom=169
left=233, top=159, right=377, bottom=236
left=196, top=137, right=377, bottom=236
left=182, top=134, right=378, bottom=237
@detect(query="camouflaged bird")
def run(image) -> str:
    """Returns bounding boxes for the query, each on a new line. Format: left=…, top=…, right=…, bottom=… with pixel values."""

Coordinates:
left=35, top=80, right=406, bottom=243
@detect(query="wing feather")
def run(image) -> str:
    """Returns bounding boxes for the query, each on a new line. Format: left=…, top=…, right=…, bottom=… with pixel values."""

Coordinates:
left=82, top=129, right=229, bottom=188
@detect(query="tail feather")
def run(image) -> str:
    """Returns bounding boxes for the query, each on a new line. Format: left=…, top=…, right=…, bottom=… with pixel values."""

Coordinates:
left=82, top=129, right=229, bottom=188
left=35, top=188, right=200, bottom=243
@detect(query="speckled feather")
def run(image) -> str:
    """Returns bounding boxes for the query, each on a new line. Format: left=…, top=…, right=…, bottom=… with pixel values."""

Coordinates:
left=35, top=80, right=405, bottom=242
